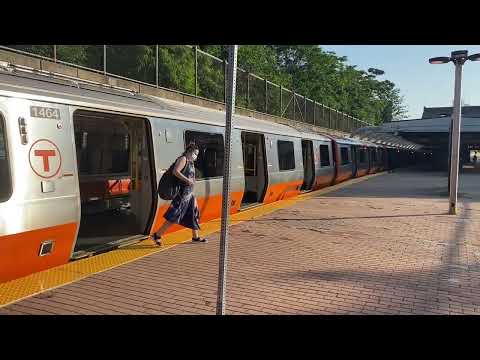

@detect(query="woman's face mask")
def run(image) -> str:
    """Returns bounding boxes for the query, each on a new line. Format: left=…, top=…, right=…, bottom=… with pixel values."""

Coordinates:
left=190, top=150, right=199, bottom=162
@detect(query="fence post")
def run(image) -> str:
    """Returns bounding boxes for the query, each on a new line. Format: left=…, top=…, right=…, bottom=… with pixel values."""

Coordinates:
left=103, top=45, right=107, bottom=75
left=156, top=45, right=159, bottom=88
left=304, top=95, right=307, bottom=123
left=53, top=45, right=57, bottom=63
left=194, top=46, right=198, bottom=96
left=293, top=91, right=296, bottom=121
left=247, top=72, right=250, bottom=109
left=323, top=106, right=326, bottom=128
left=264, top=79, right=268, bottom=113
left=313, top=101, right=316, bottom=125
left=280, top=85, right=283, bottom=117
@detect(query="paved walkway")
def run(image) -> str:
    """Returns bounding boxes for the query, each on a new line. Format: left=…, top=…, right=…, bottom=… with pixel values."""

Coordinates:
left=2, top=169, right=480, bottom=315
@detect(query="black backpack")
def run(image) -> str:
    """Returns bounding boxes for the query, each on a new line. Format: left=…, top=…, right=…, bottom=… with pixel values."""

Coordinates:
left=157, top=157, right=186, bottom=200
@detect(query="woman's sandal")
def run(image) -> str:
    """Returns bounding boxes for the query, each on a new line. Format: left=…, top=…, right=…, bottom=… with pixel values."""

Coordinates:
left=152, top=233, right=162, bottom=246
left=192, top=237, right=208, bottom=243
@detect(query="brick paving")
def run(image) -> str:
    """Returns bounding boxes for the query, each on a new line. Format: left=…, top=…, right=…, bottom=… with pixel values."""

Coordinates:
left=2, top=169, right=480, bottom=315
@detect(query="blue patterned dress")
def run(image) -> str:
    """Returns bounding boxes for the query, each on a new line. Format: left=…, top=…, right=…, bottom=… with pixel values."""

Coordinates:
left=163, top=158, right=200, bottom=230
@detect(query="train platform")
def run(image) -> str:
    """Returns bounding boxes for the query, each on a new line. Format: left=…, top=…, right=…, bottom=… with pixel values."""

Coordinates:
left=1, top=169, right=480, bottom=315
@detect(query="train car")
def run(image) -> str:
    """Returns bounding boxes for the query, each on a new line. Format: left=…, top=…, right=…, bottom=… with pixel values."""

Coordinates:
left=377, top=146, right=387, bottom=172
left=354, top=142, right=370, bottom=178
left=0, top=69, right=312, bottom=282
left=366, top=143, right=381, bottom=174
left=331, top=137, right=357, bottom=184
left=0, top=68, right=407, bottom=283
left=299, top=133, right=335, bottom=192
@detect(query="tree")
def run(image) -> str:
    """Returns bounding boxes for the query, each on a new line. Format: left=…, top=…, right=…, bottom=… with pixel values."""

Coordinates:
left=7, top=44, right=407, bottom=126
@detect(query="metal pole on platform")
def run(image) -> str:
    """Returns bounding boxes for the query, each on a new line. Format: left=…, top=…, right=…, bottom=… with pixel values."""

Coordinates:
left=447, top=118, right=452, bottom=193
left=449, top=62, right=463, bottom=215
left=429, top=50, right=480, bottom=214
left=216, top=45, right=238, bottom=316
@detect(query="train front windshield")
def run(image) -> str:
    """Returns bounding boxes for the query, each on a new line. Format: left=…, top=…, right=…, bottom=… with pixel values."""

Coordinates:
left=0, top=114, right=12, bottom=202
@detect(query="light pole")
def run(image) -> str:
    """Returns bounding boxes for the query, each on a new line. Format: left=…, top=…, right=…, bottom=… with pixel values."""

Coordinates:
left=216, top=45, right=238, bottom=315
left=429, top=50, right=480, bottom=215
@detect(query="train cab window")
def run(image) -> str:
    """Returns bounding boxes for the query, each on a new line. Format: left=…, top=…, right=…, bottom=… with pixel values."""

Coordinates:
left=185, top=131, right=224, bottom=179
left=0, top=114, right=12, bottom=202
left=340, top=147, right=350, bottom=165
left=277, top=140, right=295, bottom=171
left=319, top=144, right=330, bottom=167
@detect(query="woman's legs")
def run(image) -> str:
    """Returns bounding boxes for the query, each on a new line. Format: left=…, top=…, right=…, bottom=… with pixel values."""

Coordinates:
left=192, top=229, right=207, bottom=242
left=156, top=220, right=173, bottom=236
left=152, top=220, right=173, bottom=245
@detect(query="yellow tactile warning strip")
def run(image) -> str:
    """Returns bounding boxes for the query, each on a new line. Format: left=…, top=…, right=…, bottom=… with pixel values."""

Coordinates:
left=0, top=172, right=385, bottom=308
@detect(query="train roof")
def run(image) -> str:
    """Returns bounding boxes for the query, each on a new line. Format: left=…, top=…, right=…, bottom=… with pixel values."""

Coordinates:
left=317, top=134, right=372, bottom=147
left=0, top=69, right=310, bottom=139
left=297, top=132, right=332, bottom=142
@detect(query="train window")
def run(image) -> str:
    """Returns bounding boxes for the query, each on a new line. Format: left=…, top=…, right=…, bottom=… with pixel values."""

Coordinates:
left=319, top=145, right=330, bottom=167
left=0, top=114, right=12, bottom=202
left=185, top=131, right=224, bottom=179
left=359, top=149, right=367, bottom=164
left=340, top=147, right=350, bottom=165
left=371, top=149, right=377, bottom=163
left=277, top=140, right=295, bottom=171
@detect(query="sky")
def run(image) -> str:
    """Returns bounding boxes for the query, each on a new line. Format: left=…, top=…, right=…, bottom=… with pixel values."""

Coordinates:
left=321, top=45, right=480, bottom=120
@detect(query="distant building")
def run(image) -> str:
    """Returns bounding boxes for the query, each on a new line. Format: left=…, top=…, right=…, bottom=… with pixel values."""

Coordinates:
left=354, top=105, right=480, bottom=171
left=422, top=106, right=480, bottom=119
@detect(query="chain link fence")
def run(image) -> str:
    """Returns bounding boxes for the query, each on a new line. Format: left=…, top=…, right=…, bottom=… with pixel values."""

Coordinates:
left=1, top=45, right=372, bottom=132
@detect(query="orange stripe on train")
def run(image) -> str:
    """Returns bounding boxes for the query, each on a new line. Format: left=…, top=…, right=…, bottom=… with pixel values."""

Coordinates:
left=0, top=223, right=78, bottom=283
left=150, top=192, right=244, bottom=235
left=263, top=180, right=303, bottom=204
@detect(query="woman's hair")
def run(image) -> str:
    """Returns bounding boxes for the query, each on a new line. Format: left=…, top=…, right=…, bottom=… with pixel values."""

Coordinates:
left=183, top=142, right=199, bottom=156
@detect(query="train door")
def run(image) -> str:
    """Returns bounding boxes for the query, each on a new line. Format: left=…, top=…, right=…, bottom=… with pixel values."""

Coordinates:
left=72, top=110, right=156, bottom=256
left=301, top=139, right=315, bottom=191
left=351, top=145, right=358, bottom=177
left=240, top=132, right=268, bottom=209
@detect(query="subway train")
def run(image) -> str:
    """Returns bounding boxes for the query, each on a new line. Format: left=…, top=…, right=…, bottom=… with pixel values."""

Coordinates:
left=0, top=68, right=411, bottom=283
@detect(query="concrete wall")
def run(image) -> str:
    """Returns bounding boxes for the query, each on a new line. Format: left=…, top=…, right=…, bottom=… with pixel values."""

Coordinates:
left=0, top=49, right=349, bottom=138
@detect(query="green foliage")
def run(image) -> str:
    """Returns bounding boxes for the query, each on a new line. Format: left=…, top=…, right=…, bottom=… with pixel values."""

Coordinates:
left=8, top=45, right=407, bottom=126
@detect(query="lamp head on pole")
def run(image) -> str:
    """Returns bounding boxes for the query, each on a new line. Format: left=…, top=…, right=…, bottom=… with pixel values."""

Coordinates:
left=429, top=56, right=451, bottom=64
left=468, top=53, right=480, bottom=62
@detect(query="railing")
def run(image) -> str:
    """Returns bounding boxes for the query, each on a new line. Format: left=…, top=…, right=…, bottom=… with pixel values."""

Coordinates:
left=0, top=45, right=373, bottom=132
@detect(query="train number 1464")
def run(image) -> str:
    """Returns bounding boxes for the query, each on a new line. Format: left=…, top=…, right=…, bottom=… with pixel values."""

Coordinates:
left=30, top=106, right=60, bottom=120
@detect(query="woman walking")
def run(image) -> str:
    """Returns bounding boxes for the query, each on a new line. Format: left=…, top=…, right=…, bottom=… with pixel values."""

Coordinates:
left=152, top=143, right=207, bottom=246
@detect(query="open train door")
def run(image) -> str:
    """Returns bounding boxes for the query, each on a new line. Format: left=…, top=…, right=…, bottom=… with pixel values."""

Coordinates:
left=301, top=139, right=315, bottom=191
left=72, top=110, right=157, bottom=257
left=240, top=131, right=268, bottom=209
